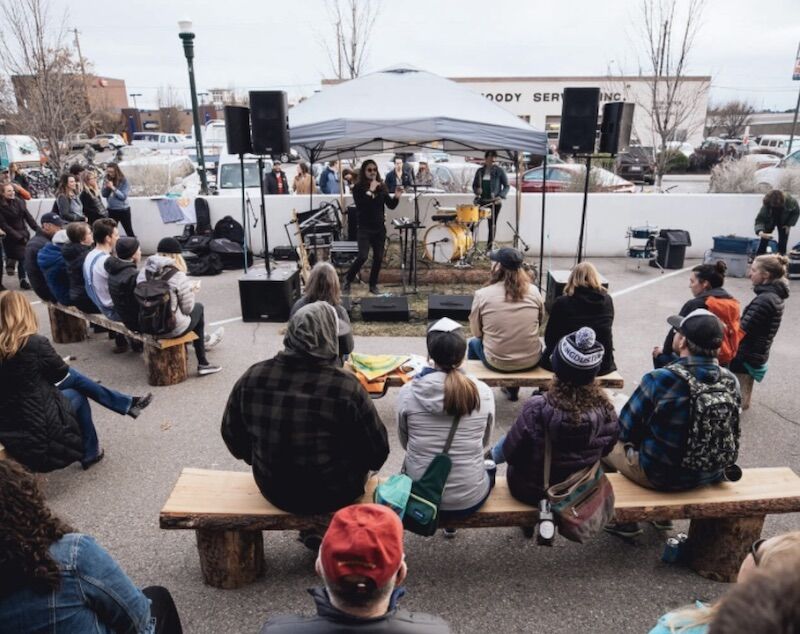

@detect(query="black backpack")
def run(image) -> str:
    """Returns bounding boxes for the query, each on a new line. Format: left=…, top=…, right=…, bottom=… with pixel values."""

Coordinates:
left=213, top=215, right=245, bottom=245
left=186, top=252, right=224, bottom=276
left=134, top=267, right=180, bottom=336
left=210, top=238, right=253, bottom=270
left=195, top=197, right=213, bottom=235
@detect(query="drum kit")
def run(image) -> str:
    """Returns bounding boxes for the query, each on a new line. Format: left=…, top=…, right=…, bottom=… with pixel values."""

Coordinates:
left=423, top=202, right=493, bottom=267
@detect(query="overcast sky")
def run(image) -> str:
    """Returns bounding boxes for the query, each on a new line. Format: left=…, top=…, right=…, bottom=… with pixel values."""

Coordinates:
left=57, top=0, right=800, bottom=111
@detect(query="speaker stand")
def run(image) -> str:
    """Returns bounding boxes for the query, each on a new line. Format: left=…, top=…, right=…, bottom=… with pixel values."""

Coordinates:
left=238, top=153, right=249, bottom=273
left=577, top=155, right=591, bottom=263
left=256, top=156, right=272, bottom=275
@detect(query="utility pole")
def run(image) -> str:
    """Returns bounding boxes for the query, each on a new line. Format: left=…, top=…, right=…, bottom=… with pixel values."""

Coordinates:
left=72, top=28, right=92, bottom=129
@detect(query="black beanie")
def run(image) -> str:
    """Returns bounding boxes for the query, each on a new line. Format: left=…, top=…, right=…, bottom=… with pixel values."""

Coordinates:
left=550, top=327, right=604, bottom=386
left=157, top=237, right=182, bottom=254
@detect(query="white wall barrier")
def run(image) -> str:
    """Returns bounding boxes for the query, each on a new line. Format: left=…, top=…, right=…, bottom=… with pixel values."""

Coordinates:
left=25, top=192, right=763, bottom=259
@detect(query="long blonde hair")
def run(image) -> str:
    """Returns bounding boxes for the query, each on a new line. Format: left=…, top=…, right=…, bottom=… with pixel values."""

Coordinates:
left=565, top=261, right=606, bottom=296
left=305, top=262, right=341, bottom=306
left=664, top=531, right=800, bottom=632
left=0, top=291, right=38, bottom=361
left=157, top=252, right=188, bottom=273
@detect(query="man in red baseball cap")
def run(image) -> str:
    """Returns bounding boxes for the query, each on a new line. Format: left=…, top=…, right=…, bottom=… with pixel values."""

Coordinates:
left=260, top=504, right=450, bottom=633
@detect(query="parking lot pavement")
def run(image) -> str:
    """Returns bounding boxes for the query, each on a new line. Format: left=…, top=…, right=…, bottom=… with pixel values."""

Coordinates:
left=32, top=256, right=799, bottom=634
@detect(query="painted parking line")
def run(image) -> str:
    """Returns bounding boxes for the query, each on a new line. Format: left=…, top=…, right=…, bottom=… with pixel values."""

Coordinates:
left=610, top=266, right=692, bottom=299
left=209, top=315, right=244, bottom=327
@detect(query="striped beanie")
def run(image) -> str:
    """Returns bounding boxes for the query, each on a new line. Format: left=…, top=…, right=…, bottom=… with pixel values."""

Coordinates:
left=550, top=327, right=605, bottom=386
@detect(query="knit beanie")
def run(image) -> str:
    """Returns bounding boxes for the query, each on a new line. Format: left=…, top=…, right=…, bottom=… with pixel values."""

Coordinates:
left=550, top=327, right=605, bottom=386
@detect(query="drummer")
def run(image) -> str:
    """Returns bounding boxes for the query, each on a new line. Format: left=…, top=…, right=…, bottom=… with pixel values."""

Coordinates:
left=472, top=150, right=509, bottom=249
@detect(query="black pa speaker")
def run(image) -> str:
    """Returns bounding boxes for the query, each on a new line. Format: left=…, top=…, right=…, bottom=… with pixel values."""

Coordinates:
left=545, top=269, right=609, bottom=313
left=249, top=91, right=289, bottom=156
left=599, top=102, right=634, bottom=155
left=558, top=88, right=600, bottom=155
left=360, top=296, right=410, bottom=322
left=238, top=268, right=300, bottom=322
left=427, top=294, right=473, bottom=321
left=224, top=105, right=252, bottom=155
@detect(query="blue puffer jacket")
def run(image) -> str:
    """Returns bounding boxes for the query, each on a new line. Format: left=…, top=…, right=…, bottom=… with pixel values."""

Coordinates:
left=37, top=242, right=71, bottom=305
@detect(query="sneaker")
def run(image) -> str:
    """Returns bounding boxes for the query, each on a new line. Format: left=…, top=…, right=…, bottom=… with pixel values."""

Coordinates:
left=131, top=340, right=144, bottom=354
left=113, top=340, right=129, bottom=354
left=521, top=526, right=536, bottom=539
left=128, top=393, right=154, bottom=419
left=501, top=386, right=519, bottom=402
left=19, top=279, right=32, bottom=290
left=604, top=522, right=643, bottom=539
left=369, top=285, right=381, bottom=295
left=298, top=529, right=323, bottom=552
left=198, top=363, right=222, bottom=376
left=81, top=449, right=105, bottom=470
left=442, top=528, right=457, bottom=539
left=651, top=520, right=674, bottom=531
left=205, top=327, right=224, bottom=349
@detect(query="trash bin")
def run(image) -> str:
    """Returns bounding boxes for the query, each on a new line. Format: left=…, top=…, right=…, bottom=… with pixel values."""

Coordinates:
left=655, top=229, right=691, bottom=269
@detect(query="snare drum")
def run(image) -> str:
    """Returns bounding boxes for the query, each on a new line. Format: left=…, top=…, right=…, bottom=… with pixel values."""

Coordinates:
left=423, top=223, right=474, bottom=262
left=456, top=204, right=480, bottom=224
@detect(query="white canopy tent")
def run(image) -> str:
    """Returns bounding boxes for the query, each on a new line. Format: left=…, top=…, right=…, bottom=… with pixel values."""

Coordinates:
left=288, top=66, right=547, bottom=161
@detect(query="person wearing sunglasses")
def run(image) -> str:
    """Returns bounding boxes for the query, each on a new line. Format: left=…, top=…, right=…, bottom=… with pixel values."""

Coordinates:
left=648, top=530, right=800, bottom=634
left=343, top=159, right=401, bottom=295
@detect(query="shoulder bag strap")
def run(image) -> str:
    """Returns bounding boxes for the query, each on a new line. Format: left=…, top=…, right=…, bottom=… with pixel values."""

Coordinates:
left=441, top=414, right=462, bottom=455
left=543, top=422, right=552, bottom=491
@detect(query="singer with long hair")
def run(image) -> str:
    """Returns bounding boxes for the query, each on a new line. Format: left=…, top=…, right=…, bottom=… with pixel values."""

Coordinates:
left=343, top=159, right=401, bottom=295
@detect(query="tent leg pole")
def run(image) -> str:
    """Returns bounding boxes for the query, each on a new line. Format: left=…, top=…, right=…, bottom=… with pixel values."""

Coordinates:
left=539, top=153, right=547, bottom=292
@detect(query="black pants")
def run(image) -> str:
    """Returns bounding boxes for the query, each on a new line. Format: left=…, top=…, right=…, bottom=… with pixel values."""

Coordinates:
left=109, top=207, right=135, bottom=237
left=756, top=225, right=789, bottom=256
left=346, top=230, right=385, bottom=286
left=142, top=586, right=183, bottom=634
left=479, top=200, right=502, bottom=247
left=183, top=303, right=208, bottom=365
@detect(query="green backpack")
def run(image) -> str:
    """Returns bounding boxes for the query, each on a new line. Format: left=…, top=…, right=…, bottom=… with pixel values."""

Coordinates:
left=402, top=414, right=461, bottom=537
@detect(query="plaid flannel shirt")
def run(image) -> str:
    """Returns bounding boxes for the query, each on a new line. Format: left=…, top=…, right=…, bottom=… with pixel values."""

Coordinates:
left=221, top=352, right=389, bottom=513
left=619, top=356, right=740, bottom=491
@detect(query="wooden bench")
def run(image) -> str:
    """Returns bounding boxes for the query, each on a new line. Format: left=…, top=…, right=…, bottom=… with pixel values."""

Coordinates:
left=46, top=303, right=198, bottom=386
left=160, top=466, right=800, bottom=588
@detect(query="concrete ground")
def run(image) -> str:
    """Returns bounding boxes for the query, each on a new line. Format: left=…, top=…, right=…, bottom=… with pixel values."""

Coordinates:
left=26, top=254, right=799, bottom=634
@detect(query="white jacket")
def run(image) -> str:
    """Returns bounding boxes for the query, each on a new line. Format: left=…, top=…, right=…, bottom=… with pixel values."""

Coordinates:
left=136, top=255, right=193, bottom=337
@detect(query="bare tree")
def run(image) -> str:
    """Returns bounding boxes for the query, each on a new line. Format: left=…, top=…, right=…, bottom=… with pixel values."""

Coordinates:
left=157, top=84, right=185, bottom=132
left=631, top=0, right=709, bottom=187
left=0, top=0, right=91, bottom=171
left=325, top=0, right=379, bottom=80
left=706, top=100, right=755, bottom=138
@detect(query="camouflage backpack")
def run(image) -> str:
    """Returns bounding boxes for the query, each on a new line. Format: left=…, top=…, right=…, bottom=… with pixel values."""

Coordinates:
left=668, top=363, right=741, bottom=473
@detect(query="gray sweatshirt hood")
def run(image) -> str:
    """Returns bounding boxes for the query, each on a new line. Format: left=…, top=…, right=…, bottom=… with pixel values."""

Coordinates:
left=284, top=301, right=339, bottom=360
left=138, top=254, right=176, bottom=281
left=408, top=370, right=451, bottom=414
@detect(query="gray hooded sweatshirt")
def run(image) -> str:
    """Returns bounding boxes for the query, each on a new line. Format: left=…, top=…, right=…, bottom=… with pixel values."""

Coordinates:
left=397, top=370, right=494, bottom=511
left=136, top=254, right=194, bottom=337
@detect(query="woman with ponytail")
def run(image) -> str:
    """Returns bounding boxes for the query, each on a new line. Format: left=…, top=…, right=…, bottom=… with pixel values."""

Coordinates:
left=397, top=319, right=495, bottom=532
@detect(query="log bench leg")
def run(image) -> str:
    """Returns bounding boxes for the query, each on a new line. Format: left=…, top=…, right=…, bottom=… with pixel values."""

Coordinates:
left=144, top=344, right=188, bottom=386
left=48, top=306, right=87, bottom=344
left=735, top=373, right=754, bottom=410
left=686, top=515, right=765, bottom=582
left=196, top=529, right=265, bottom=589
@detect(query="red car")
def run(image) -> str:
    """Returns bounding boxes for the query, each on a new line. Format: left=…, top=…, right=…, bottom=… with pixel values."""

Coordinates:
left=519, top=164, right=636, bottom=193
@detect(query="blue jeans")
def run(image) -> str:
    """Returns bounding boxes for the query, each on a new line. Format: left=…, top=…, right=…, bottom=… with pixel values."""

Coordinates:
left=58, top=368, right=133, bottom=461
left=491, top=435, right=508, bottom=464
left=467, top=337, right=487, bottom=363
left=439, top=467, right=497, bottom=521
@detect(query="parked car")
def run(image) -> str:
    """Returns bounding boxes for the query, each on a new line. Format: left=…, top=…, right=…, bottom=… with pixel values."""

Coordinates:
left=131, top=131, right=188, bottom=151
left=741, top=152, right=782, bottom=171
left=0, top=135, right=44, bottom=169
left=754, top=149, right=800, bottom=192
left=430, top=163, right=480, bottom=193
left=92, top=133, right=127, bottom=149
left=755, top=134, right=794, bottom=157
left=615, top=146, right=655, bottom=184
left=519, top=164, right=636, bottom=193
left=211, top=154, right=272, bottom=197
left=689, top=138, right=745, bottom=171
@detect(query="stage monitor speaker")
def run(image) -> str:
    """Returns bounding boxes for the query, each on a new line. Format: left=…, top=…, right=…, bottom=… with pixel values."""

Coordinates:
left=546, top=269, right=609, bottom=313
left=239, top=268, right=300, bottom=322
left=599, top=102, right=634, bottom=155
left=360, top=296, right=410, bottom=322
left=223, top=105, right=252, bottom=155
left=558, top=87, right=600, bottom=155
left=427, top=294, right=473, bottom=321
left=249, top=91, right=289, bottom=156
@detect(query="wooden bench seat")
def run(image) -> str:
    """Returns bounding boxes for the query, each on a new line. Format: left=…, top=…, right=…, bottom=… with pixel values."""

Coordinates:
left=46, top=303, right=198, bottom=386
left=160, top=466, right=800, bottom=588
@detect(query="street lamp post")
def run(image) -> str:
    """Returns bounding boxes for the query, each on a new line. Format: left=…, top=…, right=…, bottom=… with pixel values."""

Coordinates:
left=129, top=93, right=141, bottom=110
left=178, top=19, right=208, bottom=194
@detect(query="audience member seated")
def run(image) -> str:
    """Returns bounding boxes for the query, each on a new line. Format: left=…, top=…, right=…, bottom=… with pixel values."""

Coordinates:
left=290, top=262, right=354, bottom=363
left=540, top=262, right=616, bottom=375
left=0, top=291, right=152, bottom=471
left=397, top=318, right=495, bottom=536
left=653, top=261, right=740, bottom=368
left=604, top=309, right=741, bottom=538
left=259, top=504, right=450, bottom=633
left=37, top=229, right=71, bottom=305
left=492, top=328, right=618, bottom=515
left=137, top=237, right=223, bottom=375
left=0, top=182, right=38, bottom=291
left=221, top=302, right=389, bottom=548
left=0, top=459, right=183, bottom=633
left=729, top=254, right=789, bottom=382
left=105, top=237, right=143, bottom=352
left=649, top=530, right=800, bottom=634
left=62, top=221, right=102, bottom=315
left=468, top=247, right=544, bottom=401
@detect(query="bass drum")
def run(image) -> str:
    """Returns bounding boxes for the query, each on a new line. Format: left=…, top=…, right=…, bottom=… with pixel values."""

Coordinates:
left=423, top=223, right=473, bottom=262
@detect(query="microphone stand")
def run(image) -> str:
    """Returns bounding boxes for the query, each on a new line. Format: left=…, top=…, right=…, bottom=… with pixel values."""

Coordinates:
left=257, top=156, right=272, bottom=275
left=409, top=169, right=419, bottom=294
left=239, top=153, right=248, bottom=273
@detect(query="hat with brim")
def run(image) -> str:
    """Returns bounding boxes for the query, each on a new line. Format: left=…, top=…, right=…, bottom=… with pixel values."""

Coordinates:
left=667, top=308, right=724, bottom=349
